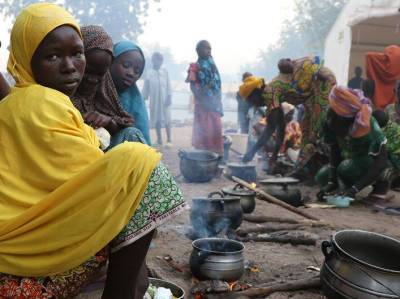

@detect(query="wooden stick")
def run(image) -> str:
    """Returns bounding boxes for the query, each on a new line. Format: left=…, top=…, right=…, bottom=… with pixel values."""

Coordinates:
left=232, top=176, right=320, bottom=221
left=243, top=214, right=303, bottom=224
left=220, top=276, right=320, bottom=298
left=237, top=223, right=306, bottom=236
left=229, top=147, right=243, bottom=156
left=237, top=231, right=318, bottom=246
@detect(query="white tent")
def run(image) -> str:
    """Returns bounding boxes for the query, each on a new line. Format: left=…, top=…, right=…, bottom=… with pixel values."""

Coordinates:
left=324, top=0, right=400, bottom=85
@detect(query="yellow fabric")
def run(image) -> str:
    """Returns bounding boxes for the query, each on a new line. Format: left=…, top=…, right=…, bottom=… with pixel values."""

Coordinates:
left=0, top=3, right=161, bottom=277
left=7, top=3, right=81, bottom=87
left=239, top=76, right=264, bottom=99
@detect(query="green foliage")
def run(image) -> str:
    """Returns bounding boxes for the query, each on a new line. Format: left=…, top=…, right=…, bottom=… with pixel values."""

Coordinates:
left=244, top=0, right=346, bottom=79
left=0, top=0, right=160, bottom=41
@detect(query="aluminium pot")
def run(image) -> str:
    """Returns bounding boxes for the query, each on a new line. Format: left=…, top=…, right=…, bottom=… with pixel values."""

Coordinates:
left=259, top=177, right=302, bottom=207
left=225, top=162, right=257, bottom=182
left=320, top=230, right=400, bottom=299
left=221, top=183, right=256, bottom=213
left=190, top=191, right=243, bottom=238
left=190, top=238, right=245, bottom=282
left=178, top=149, right=220, bottom=183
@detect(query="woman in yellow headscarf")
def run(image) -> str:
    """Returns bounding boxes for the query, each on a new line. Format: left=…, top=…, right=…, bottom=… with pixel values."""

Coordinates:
left=0, top=3, right=185, bottom=298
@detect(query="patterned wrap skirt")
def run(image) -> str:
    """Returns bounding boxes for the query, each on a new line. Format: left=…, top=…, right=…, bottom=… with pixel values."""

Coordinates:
left=0, top=162, right=186, bottom=299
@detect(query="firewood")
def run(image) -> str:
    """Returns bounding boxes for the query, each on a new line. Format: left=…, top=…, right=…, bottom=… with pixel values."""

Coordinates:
left=219, top=276, right=320, bottom=298
left=232, top=176, right=320, bottom=221
left=243, top=214, right=303, bottom=224
left=237, top=231, right=319, bottom=246
left=237, top=223, right=306, bottom=236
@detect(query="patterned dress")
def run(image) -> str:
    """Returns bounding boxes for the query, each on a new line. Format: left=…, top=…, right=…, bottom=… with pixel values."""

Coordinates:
left=187, top=57, right=223, bottom=154
left=262, top=56, right=336, bottom=147
left=0, top=163, right=186, bottom=298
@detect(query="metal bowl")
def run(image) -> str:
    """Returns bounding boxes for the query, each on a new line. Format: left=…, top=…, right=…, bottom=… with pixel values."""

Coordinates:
left=148, top=278, right=185, bottom=299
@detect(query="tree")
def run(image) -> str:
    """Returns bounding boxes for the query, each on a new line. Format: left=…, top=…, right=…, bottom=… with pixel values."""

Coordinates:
left=245, top=0, right=346, bottom=79
left=0, top=0, right=161, bottom=41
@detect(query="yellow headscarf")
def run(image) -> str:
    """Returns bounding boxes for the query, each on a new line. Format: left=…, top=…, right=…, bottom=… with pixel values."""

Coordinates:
left=0, top=3, right=160, bottom=277
left=239, top=76, right=264, bottom=99
left=7, top=3, right=81, bottom=86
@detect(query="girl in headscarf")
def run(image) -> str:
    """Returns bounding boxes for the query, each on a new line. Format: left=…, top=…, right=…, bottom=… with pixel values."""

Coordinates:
left=186, top=40, right=223, bottom=155
left=72, top=25, right=146, bottom=149
left=316, top=86, right=389, bottom=201
left=0, top=3, right=185, bottom=298
left=110, top=41, right=151, bottom=145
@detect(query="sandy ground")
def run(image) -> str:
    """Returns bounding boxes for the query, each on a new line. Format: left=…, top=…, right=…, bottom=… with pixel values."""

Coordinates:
left=77, top=126, right=400, bottom=299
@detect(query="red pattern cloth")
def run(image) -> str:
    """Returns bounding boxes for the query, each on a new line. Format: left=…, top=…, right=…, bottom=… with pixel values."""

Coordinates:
left=366, top=45, right=400, bottom=109
left=192, top=102, right=223, bottom=155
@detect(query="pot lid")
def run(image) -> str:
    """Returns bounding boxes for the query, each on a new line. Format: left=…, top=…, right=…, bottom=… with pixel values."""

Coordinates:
left=227, top=162, right=256, bottom=169
left=259, top=177, right=299, bottom=185
left=222, top=184, right=255, bottom=196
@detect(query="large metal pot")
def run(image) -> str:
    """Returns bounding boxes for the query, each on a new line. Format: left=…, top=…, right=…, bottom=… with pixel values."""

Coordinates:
left=226, top=162, right=257, bottom=182
left=190, top=191, right=243, bottom=238
left=320, top=230, right=400, bottom=299
left=222, top=183, right=256, bottom=213
left=190, top=238, right=245, bottom=281
left=259, top=177, right=302, bottom=207
left=178, top=149, right=220, bottom=183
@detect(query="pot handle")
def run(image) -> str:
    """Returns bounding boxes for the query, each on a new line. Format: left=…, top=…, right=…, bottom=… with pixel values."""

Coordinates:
left=321, top=240, right=333, bottom=258
left=195, top=250, right=212, bottom=265
left=208, top=191, right=224, bottom=198
left=178, top=149, right=186, bottom=159
left=208, top=191, right=225, bottom=211
left=233, top=183, right=245, bottom=191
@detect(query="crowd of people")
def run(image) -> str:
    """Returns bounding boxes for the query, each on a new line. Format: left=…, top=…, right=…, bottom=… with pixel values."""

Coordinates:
left=0, top=2, right=400, bottom=298
left=237, top=46, right=400, bottom=203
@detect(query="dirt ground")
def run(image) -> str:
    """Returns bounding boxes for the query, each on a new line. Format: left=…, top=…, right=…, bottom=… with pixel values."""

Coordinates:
left=77, top=126, right=400, bottom=299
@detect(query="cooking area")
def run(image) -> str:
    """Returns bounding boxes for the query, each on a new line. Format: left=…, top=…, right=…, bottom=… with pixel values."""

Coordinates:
left=92, top=126, right=400, bottom=299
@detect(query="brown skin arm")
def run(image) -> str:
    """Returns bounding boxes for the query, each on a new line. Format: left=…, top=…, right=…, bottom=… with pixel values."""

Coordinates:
left=0, top=73, right=10, bottom=100
left=353, top=147, right=388, bottom=191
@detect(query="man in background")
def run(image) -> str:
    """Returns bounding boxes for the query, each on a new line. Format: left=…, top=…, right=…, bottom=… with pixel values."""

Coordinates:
left=142, top=52, right=173, bottom=147
left=347, top=66, right=364, bottom=90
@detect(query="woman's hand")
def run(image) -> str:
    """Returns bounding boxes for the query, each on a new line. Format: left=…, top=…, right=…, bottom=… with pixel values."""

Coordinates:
left=317, top=181, right=338, bottom=201
left=120, top=116, right=134, bottom=127
left=84, top=111, right=112, bottom=129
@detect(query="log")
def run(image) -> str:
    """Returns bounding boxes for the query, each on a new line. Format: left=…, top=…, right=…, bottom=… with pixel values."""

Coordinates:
left=237, top=223, right=305, bottom=236
left=243, top=214, right=303, bottom=224
left=237, top=231, right=319, bottom=246
left=232, top=176, right=320, bottom=221
left=222, top=276, right=321, bottom=298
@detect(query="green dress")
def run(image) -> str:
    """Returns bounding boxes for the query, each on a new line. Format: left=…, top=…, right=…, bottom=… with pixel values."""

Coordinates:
left=315, top=117, right=387, bottom=188
left=383, top=120, right=400, bottom=169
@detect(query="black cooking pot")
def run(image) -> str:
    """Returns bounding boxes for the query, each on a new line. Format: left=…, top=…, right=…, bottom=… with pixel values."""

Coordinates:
left=320, top=230, right=400, bottom=299
left=222, top=183, right=256, bottom=214
left=190, top=238, right=245, bottom=281
left=259, top=177, right=302, bottom=207
left=190, top=191, right=243, bottom=238
left=178, top=149, right=220, bottom=183
left=226, top=162, right=257, bottom=182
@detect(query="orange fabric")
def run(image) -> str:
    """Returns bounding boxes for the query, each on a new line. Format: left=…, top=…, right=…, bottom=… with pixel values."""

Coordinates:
left=329, top=86, right=372, bottom=138
left=366, top=45, right=400, bottom=109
